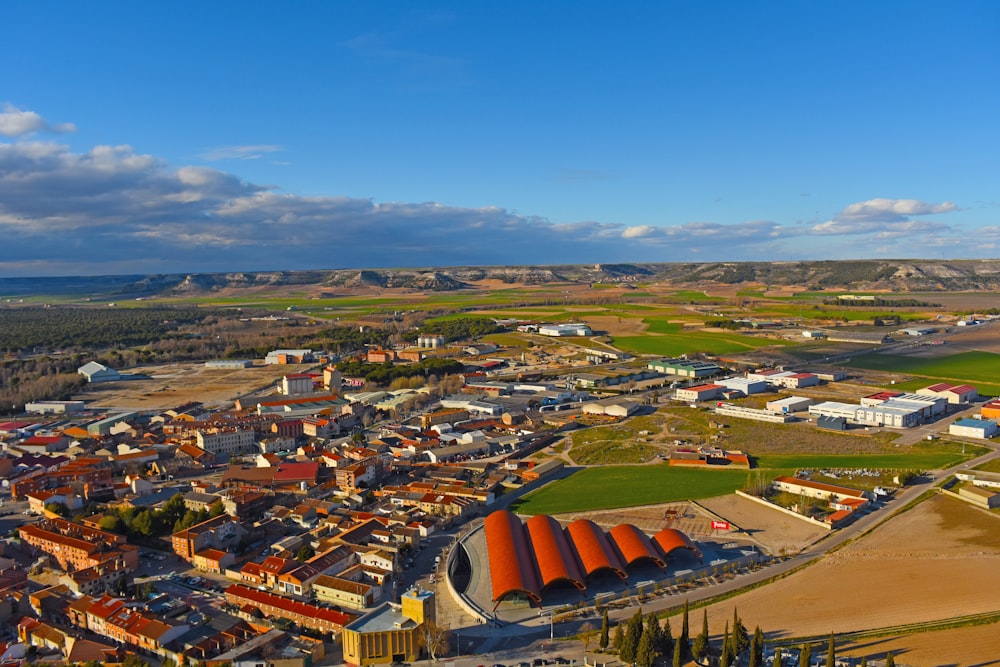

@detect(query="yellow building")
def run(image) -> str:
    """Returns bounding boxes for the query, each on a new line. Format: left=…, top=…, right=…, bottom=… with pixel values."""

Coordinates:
left=341, top=587, right=434, bottom=666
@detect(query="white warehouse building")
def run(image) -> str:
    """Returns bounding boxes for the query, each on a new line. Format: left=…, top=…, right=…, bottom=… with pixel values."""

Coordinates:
left=718, top=378, right=768, bottom=395
left=537, top=323, right=593, bottom=337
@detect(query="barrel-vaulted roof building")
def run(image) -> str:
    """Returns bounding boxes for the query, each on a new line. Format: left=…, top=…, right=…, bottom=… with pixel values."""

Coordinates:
left=483, top=510, right=704, bottom=606
left=483, top=510, right=542, bottom=607
left=565, top=519, right=628, bottom=580
left=653, top=528, right=703, bottom=560
left=525, top=514, right=586, bottom=591
left=609, top=523, right=667, bottom=568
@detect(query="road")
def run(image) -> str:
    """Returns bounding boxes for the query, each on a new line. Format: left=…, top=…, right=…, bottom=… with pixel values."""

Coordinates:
left=433, top=439, right=999, bottom=665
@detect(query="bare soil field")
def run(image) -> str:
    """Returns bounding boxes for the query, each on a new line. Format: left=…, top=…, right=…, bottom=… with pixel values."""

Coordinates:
left=945, top=325, right=1000, bottom=353
left=72, top=362, right=305, bottom=410
left=585, top=315, right=649, bottom=337
left=692, top=493, right=1000, bottom=666
left=698, top=494, right=827, bottom=554
left=838, top=622, right=1000, bottom=666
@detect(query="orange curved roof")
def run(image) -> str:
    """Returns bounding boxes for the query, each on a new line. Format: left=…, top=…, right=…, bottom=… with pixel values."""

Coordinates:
left=653, top=528, right=703, bottom=561
left=566, top=519, right=627, bottom=580
left=609, top=524, right=666, bottom=568
left=484, top=510, right=541, bottom=605
left=525, top=515, right=585, bottom=591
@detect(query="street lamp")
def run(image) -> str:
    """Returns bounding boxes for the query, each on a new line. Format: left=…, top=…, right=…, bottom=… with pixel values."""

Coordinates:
left=539, top=609, right=554, bottom=641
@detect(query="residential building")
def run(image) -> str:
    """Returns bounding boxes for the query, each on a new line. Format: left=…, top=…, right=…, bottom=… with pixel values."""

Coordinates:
left=171, top=514, right=246, bottom=562
left=18, top=518, right=138, bottom=572
left=224, top=584, right=355, bottom=633
left=196, top=428, right=257, bottom=456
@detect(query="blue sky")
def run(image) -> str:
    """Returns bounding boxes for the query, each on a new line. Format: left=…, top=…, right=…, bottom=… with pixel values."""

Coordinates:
left=1, top=1, right=998, bottom=276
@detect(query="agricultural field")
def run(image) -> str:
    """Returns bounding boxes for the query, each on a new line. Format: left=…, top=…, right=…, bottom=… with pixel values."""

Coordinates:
left=690, top=493, right=1000, bottom=666
left=843, top=350, right=1000, bottom=396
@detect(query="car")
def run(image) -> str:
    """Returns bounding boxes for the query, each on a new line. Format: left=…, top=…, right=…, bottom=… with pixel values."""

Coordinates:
left=492, top=663, right=507, bottom=667
left=554, top=658, right=570, bottom=665
left=533, top=659, right=548, bottom=666
left=518, top=662, right=531, bottom=667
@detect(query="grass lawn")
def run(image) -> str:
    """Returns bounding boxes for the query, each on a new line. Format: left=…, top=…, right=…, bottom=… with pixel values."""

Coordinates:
left=974, top=459, right=1000, bottom=473
left=755, top=451, right=972, bottom=471
left=510, top=465, right=751, bottom=515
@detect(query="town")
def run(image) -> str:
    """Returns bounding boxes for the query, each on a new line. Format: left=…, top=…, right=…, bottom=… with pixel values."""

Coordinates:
left=1, top=287, right=999, bottom=667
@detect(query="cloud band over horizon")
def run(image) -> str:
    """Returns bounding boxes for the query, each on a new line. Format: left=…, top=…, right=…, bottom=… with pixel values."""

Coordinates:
left=0, top=105, right=989, bottom=277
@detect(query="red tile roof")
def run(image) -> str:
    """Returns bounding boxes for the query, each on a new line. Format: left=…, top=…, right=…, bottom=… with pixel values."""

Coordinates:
left=225, top=584, right=354, bottom=627
left=273, top=462, right=319, bottom=482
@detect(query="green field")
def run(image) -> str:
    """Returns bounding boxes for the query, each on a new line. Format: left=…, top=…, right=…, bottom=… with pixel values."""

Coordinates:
left=841, top=350, right=1000, bottom=395
left=755, top=449, right=975, bottom=471
left=613, top=331, right=789, bottom=356
left=510, top=465, right=751, bottom=515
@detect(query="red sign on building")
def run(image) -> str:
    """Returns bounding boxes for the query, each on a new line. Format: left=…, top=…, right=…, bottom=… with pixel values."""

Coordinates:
left=711, top=520, right=730, bottom=530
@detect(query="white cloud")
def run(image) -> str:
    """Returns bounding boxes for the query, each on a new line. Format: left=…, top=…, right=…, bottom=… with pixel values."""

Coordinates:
left=0, top=104, right=76, bottom=137
left=0, top=137, right=987, bottom=275
left=622, top=225, right=657, bottom=239
left=199, top=144, right=285, bottom=161
left=839, top=198, right=957, bottom=222
left=813, top=198, right=958, bottom=235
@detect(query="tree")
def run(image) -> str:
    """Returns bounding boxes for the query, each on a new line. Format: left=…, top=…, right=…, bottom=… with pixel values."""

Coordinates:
left=131, top=508, right=154, bottom=537
left=599, top=609, right=610, bottom=650
left=826, top=632, right=836, bottom=667
left=750, top=626, right=764, bottom=667
left=98, top=515, right=123, bottom=533
left=798, top=643, right=812, bottom=667
left=636, top=623, right=657, bottom=667
left=691, top=609, right=709, bottom=662
left=884, top=652, right=894, bottom=667
left=860, top=657, right=867, bottom=667
left=732, top=607, right=749, bottom=656
left=296, top=545, right=315, bottom=562
left=772, top=648, right=782, bottom=667
left=660, top=616, right=674, bottom=659
left=672, top=636, right=682, bottom=667
left=621, top=609, right=644, bottom=665
left=613, top=623, right=625, bottom=653
left=720, top=621, right=733, bottom=667
left=417, top=618, right=450, bottom=661
left=680, top=599, right=691, bottom=658
left=645, top=613, right=663, bottom=656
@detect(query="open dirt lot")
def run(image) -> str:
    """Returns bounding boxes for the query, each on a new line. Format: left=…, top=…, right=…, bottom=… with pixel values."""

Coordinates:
left=73, top=362, right=307, bottom=410
left=691, top=493, right=1000, bottom=665
left=945, top=323, right=1000, bottom=353
left=699, top=494, right=827, bottom=555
